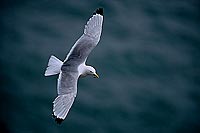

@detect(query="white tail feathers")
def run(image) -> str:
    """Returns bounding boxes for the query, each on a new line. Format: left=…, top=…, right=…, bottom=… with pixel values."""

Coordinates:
left=44, top=55, right=63, bottom=76
left=53, top=94, right=76, bottom=120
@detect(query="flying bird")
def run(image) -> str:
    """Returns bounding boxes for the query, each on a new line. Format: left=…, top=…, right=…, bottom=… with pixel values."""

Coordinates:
left=44, top=8, right=103, bottom=124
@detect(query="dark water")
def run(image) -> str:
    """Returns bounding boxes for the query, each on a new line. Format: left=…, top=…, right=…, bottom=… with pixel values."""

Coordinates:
left=1, top=0, right=200, bottom=133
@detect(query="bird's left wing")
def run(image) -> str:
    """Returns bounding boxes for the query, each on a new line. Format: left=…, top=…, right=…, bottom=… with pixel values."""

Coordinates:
left=52, top=71, right=79, bottom=124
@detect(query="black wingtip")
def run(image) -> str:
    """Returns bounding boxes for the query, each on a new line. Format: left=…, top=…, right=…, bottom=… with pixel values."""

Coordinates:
left=55, top=118, right=64, bottom=124
left=93, top=8, right=103, bottom=16
left=52, top=113, right=64, bottom=124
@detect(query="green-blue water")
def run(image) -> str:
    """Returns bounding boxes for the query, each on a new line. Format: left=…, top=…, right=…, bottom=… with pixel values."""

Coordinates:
left=1, top=0, right=200, bottom=133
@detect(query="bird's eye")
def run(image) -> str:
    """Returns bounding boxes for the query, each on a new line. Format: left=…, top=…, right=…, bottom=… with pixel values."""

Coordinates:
left=90, top=71, right=93, bottom=73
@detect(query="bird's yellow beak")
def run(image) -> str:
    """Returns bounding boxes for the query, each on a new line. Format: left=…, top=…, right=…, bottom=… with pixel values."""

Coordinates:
left=93, top=73, right=99, bottom=78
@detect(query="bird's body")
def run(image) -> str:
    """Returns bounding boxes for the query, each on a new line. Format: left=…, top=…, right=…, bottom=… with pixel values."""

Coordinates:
left=44, top=8, right=103, bottom=124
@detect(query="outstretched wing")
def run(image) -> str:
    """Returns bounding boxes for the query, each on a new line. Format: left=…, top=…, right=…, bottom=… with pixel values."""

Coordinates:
left=52, top=71, right=78, bottom=124
left=63, top=8, right=103, bottom=66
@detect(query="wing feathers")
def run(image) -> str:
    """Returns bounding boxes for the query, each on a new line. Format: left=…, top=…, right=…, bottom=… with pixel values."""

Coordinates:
left=63, top=8, right=103, bottom=64
left=53, top=93, right=76, bottom=122
left=84, top=14, right=103, bottom=38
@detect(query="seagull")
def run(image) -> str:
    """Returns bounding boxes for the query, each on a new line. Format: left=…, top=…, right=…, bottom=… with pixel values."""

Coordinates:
left=44, top=8, right=103, bottom=124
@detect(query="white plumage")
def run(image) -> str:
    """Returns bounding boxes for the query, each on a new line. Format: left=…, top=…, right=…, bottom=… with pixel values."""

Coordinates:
left=45, top=8, right=103, bottom=124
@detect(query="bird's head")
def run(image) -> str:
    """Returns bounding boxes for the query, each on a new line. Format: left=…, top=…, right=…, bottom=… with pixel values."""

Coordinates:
left=86, top=66, right=99, bottom=78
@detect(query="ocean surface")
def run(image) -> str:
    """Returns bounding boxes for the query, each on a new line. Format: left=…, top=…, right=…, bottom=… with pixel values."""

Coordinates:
left=1, top=0, right=200, bottom=133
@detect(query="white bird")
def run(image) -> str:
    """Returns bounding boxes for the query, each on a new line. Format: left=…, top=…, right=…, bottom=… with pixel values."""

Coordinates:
left=44, top=8, right=103, bottom=124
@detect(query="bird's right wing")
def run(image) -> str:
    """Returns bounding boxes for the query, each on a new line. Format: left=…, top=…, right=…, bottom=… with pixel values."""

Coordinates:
left=63, top=8, right=103, bottom=65
left=84, top=8, right=103, bottom=41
